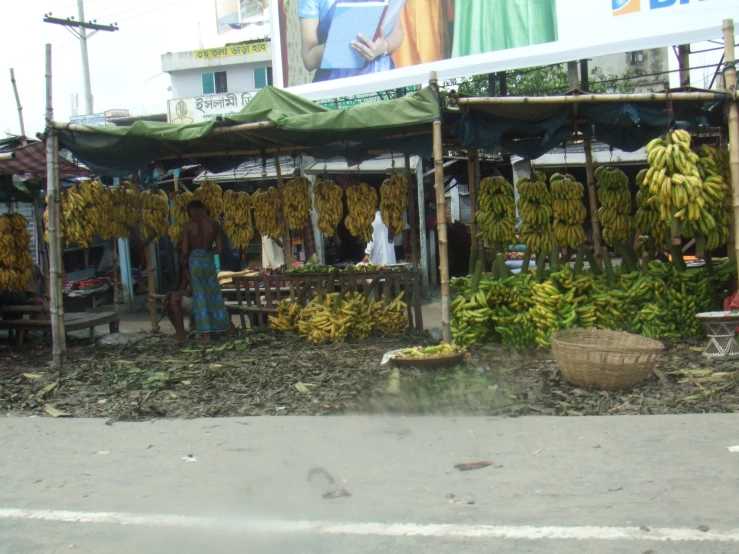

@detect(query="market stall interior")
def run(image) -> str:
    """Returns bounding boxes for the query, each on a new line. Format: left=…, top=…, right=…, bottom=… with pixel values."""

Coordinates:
left=36, top=19, right=739, bottom=370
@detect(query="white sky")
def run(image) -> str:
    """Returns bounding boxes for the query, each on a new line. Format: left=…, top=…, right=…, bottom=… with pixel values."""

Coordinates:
left=0, top=0, right=266, bottom=137
left=0, top=1, right=732, bottom=139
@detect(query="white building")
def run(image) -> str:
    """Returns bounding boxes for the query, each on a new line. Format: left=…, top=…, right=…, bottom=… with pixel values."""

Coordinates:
left=161, top=38, right=273, bottom=123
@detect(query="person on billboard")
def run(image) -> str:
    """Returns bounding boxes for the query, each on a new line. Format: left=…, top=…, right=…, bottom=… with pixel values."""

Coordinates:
left=299, top=0, right=406, bottom=82
left=391, top=0, right=454, bottom=68
left=452, top=0, right=558, bottom=57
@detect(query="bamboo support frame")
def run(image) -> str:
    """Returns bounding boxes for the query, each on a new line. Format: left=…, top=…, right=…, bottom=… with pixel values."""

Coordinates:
left=404, top=153, right=420, bottom=270
left=433, top=117, right=451, bottom=344
left=467, top=148, right=479, bottom=273
left=451, top=91, right=725, bottom=106
left=274, top=154, right=292, bottom=266
left=45, top=44, right=65, bottom=368
left=111, top=239, right=119, bottom=313
left=724, top=20, right=739, bottom=278
left=583, top=137, right=602, bottom=257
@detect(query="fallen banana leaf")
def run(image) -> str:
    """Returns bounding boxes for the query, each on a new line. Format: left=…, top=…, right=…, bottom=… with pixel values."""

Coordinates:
left=44, top=404, right=69, bottom=418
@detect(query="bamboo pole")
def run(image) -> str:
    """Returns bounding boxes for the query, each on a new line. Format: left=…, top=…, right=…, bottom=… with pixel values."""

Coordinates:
left=467, top=148, right=479, bottom=274
left=583, top=137, right=602, bottom=258
left=274, top=154, right=292, bottom=267
left=111, top=239, right=119, bottom=313
left=145, top=244, right=158, bottom=332
left=433, top=116, right=451, bottom=344
left=10, top=68, right=26, bottom=143
left=723, top=20, right=739, bottom=275
left=404, top=153, right=419, bottom=269
left=53, top=135, right=66, bottom=359
left=45, top=44, right=65, bottom=368
left=33, top=200, right=49, bottom=279
left=452, top=91, right=723, bottom=105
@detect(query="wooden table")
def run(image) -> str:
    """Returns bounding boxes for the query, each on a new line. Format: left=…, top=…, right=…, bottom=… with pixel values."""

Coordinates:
left=0, top=306, right=120, bottom=346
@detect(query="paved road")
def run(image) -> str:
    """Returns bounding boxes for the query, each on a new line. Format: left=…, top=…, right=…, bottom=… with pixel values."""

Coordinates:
left=1, top=414, right=738, bottom=553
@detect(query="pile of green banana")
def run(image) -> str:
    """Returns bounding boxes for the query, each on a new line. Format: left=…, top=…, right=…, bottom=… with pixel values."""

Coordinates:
left=450, top=259, right=736, bottom=349
left=516, top=172, right=553, bottom=255
left=476, top=176, right=516, bottom=247
left=596, top=167, right=633, bottom=246
left=550, top=173, right=587, bottom=249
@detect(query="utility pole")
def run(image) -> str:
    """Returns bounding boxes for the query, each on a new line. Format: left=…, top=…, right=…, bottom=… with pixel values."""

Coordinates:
left=43, top=3, right=118, bottom=116
left=677, top=45, right=691, bottom=88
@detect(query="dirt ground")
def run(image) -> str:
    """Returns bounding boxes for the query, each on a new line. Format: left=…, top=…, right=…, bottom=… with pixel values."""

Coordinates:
left=1, top=327, right=737, bottom=421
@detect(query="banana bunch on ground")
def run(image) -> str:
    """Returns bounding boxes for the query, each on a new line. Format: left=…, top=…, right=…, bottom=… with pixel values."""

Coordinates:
left=550, top=173, right=586, bottom=248
left=167, top=191, right=193, bottom=245
left=398, top=343, right=462, bottom=358
left=283, top=177, right=312, bottom=230
left=476, top=176, right=516, bottom=247
left=140, top=189, right=170, bottom=243
left=345, top=183, right=378, bottom=242
left=379, top=174, right=408, bottom=237
left=690, top=145, right=731, bottom=251
left=634, top=168, right=667, bottom=250
left=516, top=172, right=553, bottom=254
left=252, top=187, right=285, bottom=240
left=223, top=190, right=254, bottom=249
left=296, top=294, right=352, bottom=343
left=314, top=179, right=343, bottom=238
left=193, top=180, right=224, bottom=218
left=451, top=284, right=495, bottom=347
left=372, top=291, right=409, bottom=335
left=0, top=213, right=33, bottom=292
left=528, top=280, right=577, bottom=347
left=268, top=301, right=303, bottom=332
left=596, top=167, right=633, bottom=246
left=344, top=292, right=375, bottom=339
left=644, top=131, right=706, bottom=226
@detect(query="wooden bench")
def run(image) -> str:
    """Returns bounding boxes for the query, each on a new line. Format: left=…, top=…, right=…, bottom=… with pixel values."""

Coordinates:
left=0, top=306, right=120, bottom=346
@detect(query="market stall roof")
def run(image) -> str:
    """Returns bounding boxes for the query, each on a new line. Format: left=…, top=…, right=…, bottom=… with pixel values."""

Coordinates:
left=0, top=140, right=91, bottom=179
left=517, top=141, right=649, bottom=168
left=55, top=86, right=441, bottom=176
left=194, top=156, right=298, bottom=184
left=447, top=88, right=729, bottom=160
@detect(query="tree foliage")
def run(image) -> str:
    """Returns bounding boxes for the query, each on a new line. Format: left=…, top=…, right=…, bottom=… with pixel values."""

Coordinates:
left=447, top=64, right=640, bottom=97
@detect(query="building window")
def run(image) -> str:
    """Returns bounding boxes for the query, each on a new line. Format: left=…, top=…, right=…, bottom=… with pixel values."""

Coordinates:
left=254, top=66, right=273, bottom=90
left=631, top=51, right=644, bottom=64
left=202, top=71, right=228, bottom=95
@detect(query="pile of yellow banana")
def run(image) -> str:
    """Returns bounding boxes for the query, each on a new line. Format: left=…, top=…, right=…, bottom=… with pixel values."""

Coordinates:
left=596, top=167, right=633, bottom=246
left=167, top=191, right=193, bottom=245
left=222, top=190, right=254, bottom=249
left=140, top=189, right=170, bottom=243
left=252, top=187, right=285, bottom=240
left=193, top=180, right=224, bottom=218
left=314, top=179, right=343, bottom=238
left=398, top=343, right=462, bottom=358
left=379, top=173, right=408, bottom=237
left=644, top=131, right=706, bottom=225
left=550, top=173, right=586, bottom=249
left=516, top=172, right=553, bottom=254
left=345, top=183, right=377, bottom=242
left=283, top=177, right=312, bottom=230
left=270, top=290, right=408, bottom=343
left=476, top=176, right=516, bottom=247
left=0, top=213, right=34, bottom=292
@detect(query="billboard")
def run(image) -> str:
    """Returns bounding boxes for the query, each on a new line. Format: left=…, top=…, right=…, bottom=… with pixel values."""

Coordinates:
left=271, top=0, right=739, bottom=100
left=217, top=0, right=270, bottom=35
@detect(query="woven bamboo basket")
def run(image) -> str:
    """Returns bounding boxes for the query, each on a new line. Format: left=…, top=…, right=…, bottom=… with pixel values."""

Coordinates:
left=550, top=329, right=664, bottom=391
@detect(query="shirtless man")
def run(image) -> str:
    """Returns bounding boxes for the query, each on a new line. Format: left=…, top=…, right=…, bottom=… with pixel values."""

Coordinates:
left=162, top=261, right=193, bottom=343
left=181, top=200, right=232, bottom=344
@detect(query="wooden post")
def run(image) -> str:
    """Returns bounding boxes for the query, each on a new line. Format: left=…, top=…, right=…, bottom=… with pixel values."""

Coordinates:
left=567, top=61, right=579, bottom=91
left=467, top=148, right=479, bottom=274
left=584, top=137, right=602, bottom=257
left=146, top=243, right=158, bottom=332
left=723, top=20, right=739, bottom=275
left=111, top=239, right=119, bottom=313
left=274, top=154, right=292, bottom=266
left=45, top=44, right=65, bottom=368
left=416, top=157, right=429, bottom=298
left=579, top=59, right=589, bottom=93
left=678, top=45, right=691, bottom=88
left=10, top=68, right=26, bottom=143
left=33, top=200, right=49, bottom=278
left=432, top=114, right=451, bottom=343
left=404, top=153, right=420, bottom=270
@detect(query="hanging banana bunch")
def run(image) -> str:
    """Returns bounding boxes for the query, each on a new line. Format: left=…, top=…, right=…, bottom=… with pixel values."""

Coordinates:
left=252, top=186, right=284, bottom=240
left=0, top=213, right=33, bottom=292
left=550, top=173, right=587, bottom=249
left=193, top=180, right=224, bottom=218
left=635, top=168, right=667, bottom=252
left=379, top=173, right=408, bottom=237
left=314, top=179, right=343, bottom=238
left=345, top=182, right=378, bottom=243
left=58, top=182, right=96, bottom=248
left=283, top=176, right=312, bottom=230
left=596, top=167, right=633, bottom=246
left=140, top=189, right=170, bottom=243
left=516, top=172, right=553, bottom=255
left=167, top=191, right=193, bottom=245
left=476, top=176, right=516, bottom=247
left=223, top=189, right=254, bottom=249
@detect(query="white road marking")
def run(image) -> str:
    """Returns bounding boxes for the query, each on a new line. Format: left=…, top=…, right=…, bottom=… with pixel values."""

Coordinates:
left=1, top=507, right=737, bottom=543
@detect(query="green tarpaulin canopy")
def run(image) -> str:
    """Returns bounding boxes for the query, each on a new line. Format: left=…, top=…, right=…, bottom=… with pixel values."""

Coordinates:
left=57, top=86, right=441, bottom=176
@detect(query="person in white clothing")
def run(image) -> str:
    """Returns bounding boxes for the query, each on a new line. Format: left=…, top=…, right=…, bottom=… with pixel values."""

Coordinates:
left=261, top=236, right=285, bottom=272
left=362, top=210, right=396, bottom=266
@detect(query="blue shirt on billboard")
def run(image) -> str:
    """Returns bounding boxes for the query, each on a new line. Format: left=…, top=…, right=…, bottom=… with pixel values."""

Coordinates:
left=298, top=0, right=404, bottom=83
